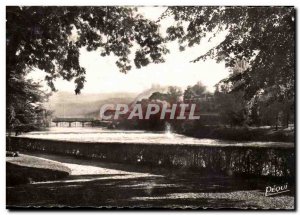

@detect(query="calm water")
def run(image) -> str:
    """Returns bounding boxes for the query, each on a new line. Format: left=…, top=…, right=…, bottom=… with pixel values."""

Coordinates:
left=18, top=127, right=294, bottom=148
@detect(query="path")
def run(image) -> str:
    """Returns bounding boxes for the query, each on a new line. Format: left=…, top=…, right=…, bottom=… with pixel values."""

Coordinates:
left=7, top=152, right=294, bottom=209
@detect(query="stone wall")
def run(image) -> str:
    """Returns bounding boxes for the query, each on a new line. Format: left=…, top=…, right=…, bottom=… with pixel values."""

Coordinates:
left=7, top=137, right=294, bottom=177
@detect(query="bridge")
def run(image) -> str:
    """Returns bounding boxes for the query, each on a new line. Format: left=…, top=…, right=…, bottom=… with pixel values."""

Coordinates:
left=52, top=117, right=95, bottom=127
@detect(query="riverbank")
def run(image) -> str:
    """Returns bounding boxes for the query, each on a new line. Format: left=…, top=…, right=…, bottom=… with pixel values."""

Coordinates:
left=181, top=126, right=294, bottom=142
left=7, top=154, right=71, bottom=186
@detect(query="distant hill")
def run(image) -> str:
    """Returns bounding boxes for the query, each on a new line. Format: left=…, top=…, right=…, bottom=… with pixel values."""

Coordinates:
left=46, top=85, right=170, bottom=119
left=45, top=91, right=138, bottom=118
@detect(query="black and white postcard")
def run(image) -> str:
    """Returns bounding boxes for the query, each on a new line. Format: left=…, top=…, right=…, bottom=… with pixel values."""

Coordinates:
left=5, top=5, right=295, bottom=210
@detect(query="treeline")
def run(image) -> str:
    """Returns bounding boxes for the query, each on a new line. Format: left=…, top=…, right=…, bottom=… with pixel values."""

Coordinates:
left=114, top=77, right=294, bottom=142
left=118, top=78, right=294, bottom=131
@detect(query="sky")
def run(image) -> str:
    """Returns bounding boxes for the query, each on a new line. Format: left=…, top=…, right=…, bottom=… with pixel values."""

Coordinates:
left=28, top=6, right=230, bottom=94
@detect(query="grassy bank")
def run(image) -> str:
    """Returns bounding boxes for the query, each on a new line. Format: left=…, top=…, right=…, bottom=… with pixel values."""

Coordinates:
left=7, top=154, right=71, bottom=186
left=181, top=126, right=294, bottom=142
left=7, top=153, right=294, bottom=209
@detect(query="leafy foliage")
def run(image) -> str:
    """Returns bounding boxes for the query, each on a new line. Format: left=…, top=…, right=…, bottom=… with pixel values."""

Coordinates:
left=6, top=6, right=168, bottom=131
left=183, top=81, right=207, bottom=101
left=149, top=86, right=183, bottom=104
left=214, top=90, right=247, bottom=126
left=164, top=6, right=295, bottom=102
left=6, top=74, right=50, bottom=132
left=7, top=6, right=168, bottom=93
left=166, top=86, right=183, bottom=103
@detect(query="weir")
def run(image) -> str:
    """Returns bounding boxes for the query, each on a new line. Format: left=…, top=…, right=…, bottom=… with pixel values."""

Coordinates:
left=7, top=136, right=294, bottom=177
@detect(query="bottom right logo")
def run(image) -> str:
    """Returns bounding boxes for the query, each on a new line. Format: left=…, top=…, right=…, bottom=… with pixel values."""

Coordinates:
left=265, top=183, right=290, bottom=197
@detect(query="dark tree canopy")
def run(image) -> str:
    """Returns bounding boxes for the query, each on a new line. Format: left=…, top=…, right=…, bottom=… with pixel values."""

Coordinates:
left=184, top=81, right=207, bottom=101
left=6, top=6, right=168, bottom=131
left=149, top=86, right=183, bottom=104
left=7, top=6, right=168, bottom=93
left=6, top=75, right=50, bottom=132
left=163, top=6, right=295, bottom=102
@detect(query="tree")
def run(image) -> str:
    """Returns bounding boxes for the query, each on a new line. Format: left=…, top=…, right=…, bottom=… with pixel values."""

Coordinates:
left=166, top=86, right=183, bottom=104
left=149, top=92, right=168, bottom=101
left=149, top=86, right=183, bottom=104
left=163, top=7, right=295, bottom=103
left=183, top=86, right=193, bottom=101
left=6, top=74, right=50, bottom=134
left=7, top=6, right=168, bottom=92
left=256, top=90, right=294, bottom=129
left=163, top=6, right=295, bottom=127
left=214, top=88, right=247, bottom=127
left=6, top=6, right=168, bottom=130
left=183, top=82, right=217, bottom=114
left=184, top=81, right=207, bottom=101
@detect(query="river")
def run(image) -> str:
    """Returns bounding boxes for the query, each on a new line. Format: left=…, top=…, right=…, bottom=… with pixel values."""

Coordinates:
left=18, top=127, right=293, bottom=148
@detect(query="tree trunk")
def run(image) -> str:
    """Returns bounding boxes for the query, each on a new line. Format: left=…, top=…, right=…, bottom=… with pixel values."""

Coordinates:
left=275, top=113, right=278, bottom=131
left=286, top=110, right=290, bottom=128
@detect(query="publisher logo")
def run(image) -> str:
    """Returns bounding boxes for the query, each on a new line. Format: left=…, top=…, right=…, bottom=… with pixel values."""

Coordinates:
left=265, top=183, right=289, bottom=197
